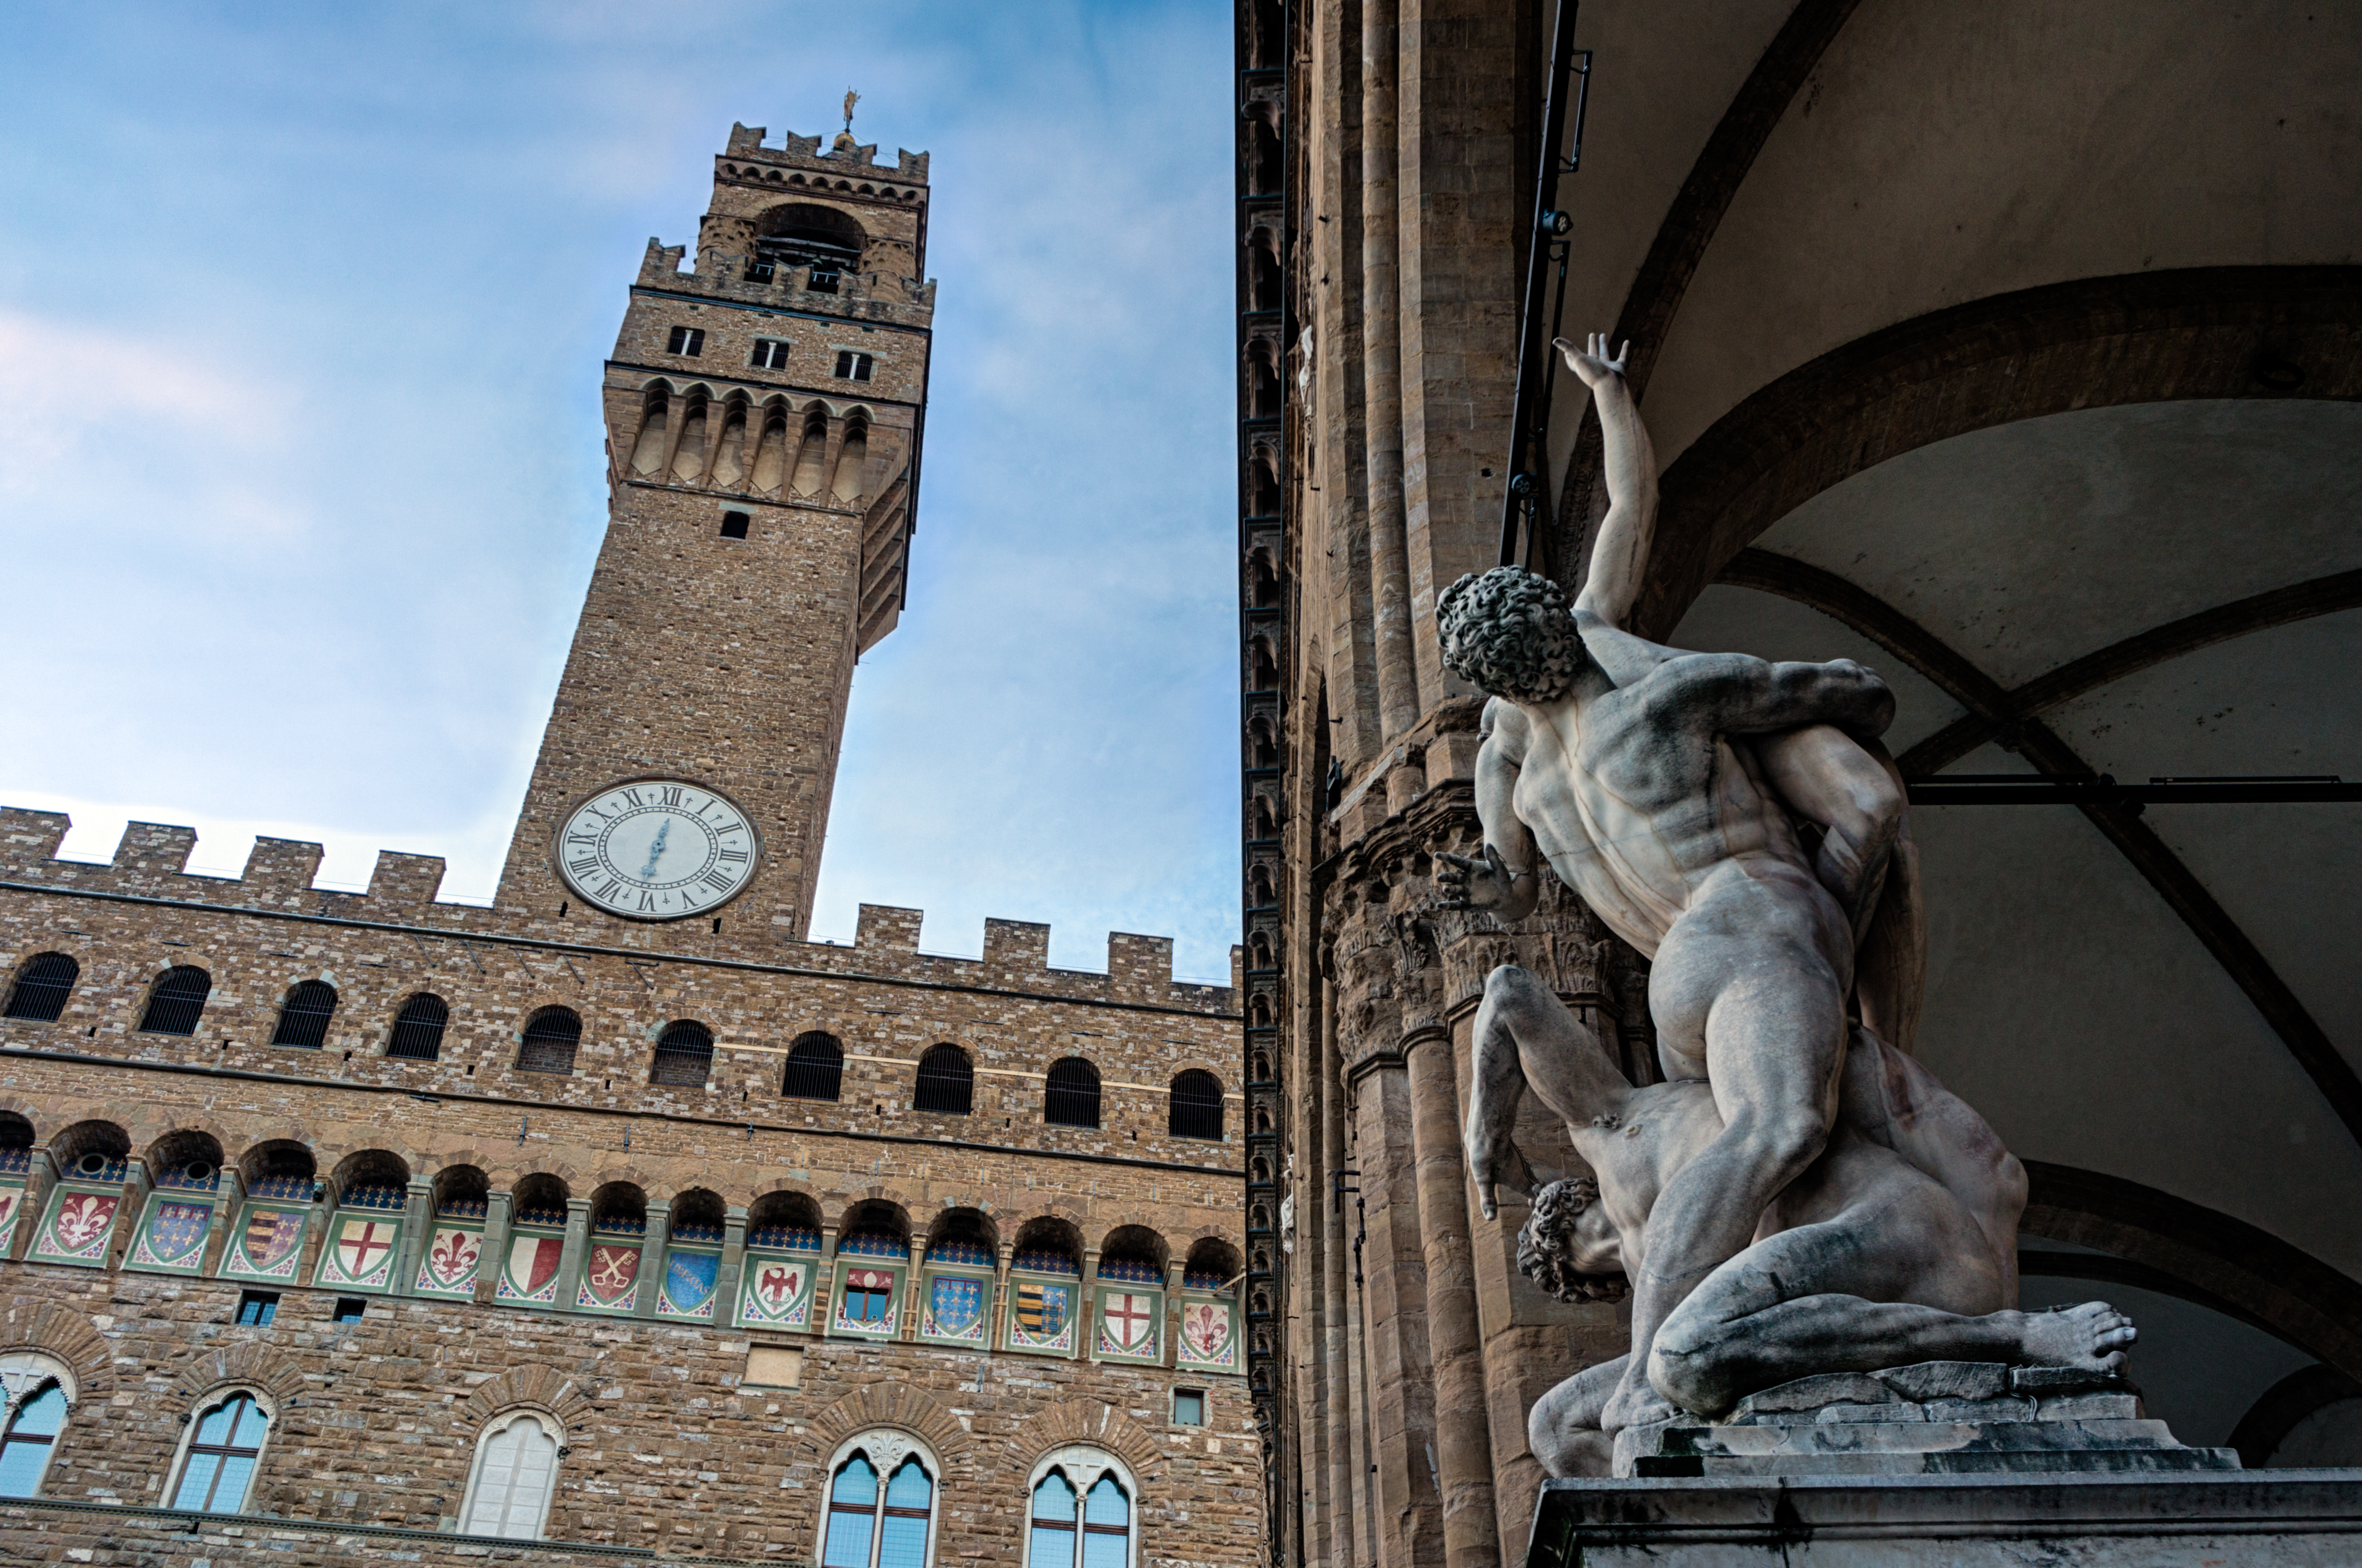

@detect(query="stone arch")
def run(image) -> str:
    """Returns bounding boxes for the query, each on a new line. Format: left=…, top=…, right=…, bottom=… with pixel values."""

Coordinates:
left=458, top=1362, right=596, bottom=1439
left=172, top=1341, right=307, bottom=1411
left=0, top=1303, right=111, bottom=1404
left=803, top=1383, right=973, bottom=1471
left=1011, top=1398, right=1163, bottom=1481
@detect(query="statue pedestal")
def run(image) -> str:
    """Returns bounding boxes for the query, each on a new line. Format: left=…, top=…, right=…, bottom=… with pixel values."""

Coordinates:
left=1528, top=1471, right=2362, bottom=1566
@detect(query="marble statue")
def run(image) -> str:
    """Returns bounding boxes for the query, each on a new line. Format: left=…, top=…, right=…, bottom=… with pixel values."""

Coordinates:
left=1467, top=964, right=2136, bottom=1474
left=1436, top=333, right=2105, bottom=1444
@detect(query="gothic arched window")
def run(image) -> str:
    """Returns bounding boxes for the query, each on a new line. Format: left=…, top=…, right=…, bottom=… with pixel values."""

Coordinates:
left=386, top=993, right=449, bottom=1060
left=0, top=1353, right=74, bottom=1498
left=139, top=966, right=211, bottom=1036
left=822, top=1438, right=938, bottom=1568
left=1044, top=1058, right=1101, bottom=1129
left=270, top=981, right=337, bottom=1050
left=1026, top=1450, right=1135, bottom=1568
left=783, top=1031, right=845, bottom=1100
left=516, top=1007, right=581, bottom=1077
left=915, top=1044, right=973, bottom=1115
left=169, top=1390, right=271, bottom=1513
left=651, top=1020, right=715, bottom=1087
left=3, top=953, right=78, bottom=1023
left=1169, top=1070, right=1224, bottom=1140
left=460, top=1409, right=562, bottom=1540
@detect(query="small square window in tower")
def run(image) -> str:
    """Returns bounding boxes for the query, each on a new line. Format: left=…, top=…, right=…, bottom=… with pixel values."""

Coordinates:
left=833, top=350, right=874, bottom=382
left=1174, top=1389, right=1206, bottom=1426
left=235, top=1290, right=278, bottom=1326
left=750, top=339, right=790, bottom=370
left=667, top=325, right=705, bottom=357
left=719, top=510, right=751, bottom=539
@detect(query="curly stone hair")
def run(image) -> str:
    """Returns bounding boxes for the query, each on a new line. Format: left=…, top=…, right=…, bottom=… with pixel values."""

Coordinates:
left=1516, top=1177, right=1632, bottom=1304
left=1435, top=567, right=1588, bottom=703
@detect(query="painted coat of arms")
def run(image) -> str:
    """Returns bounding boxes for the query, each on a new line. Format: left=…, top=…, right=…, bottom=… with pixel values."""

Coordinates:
left=834, top=1267, right=899, bottom=1334
left=34, top=1190, right=119, bottom=1262
left=1179, top=1299, right=1236, bottom=1367
left=0, top=1188, right=22, bottom=1254
left=578, top=1242, right=641, bottom=1310
left=128, top=1199, right=214, bottom=1272
left=658, top=1249, right=721, bottom=1318
left=1097, top=1290, right=1160, bottom=1358
left=1008, top=1278, right=1073, bottom=1351
left=499, top=1233, right=565, bottom=1303
left=416, top=1226, right=482, bottom=1295
left=736, top=1257, right=810, bottom=1328
left=227, top=1205, right=307, bottom=1280
left=317, top=1216, right=400, bottom=1289
left=923, top=1274, right=986, bottom=1341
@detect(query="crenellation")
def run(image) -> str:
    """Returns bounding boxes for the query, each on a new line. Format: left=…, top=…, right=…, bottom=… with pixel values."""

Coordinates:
left=361, top=851, right=448, bottom=915
left=240, top=837, right=325, bottom=903
left=110, top=821, right=199, bottom=881
left=982, top=917, right=1051, bottom=973
left=854, top=902, right=922, bottom=950
left=0, top=808, right=68, bottom=868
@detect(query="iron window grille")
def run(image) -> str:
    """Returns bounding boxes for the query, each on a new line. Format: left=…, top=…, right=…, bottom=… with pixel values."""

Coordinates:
left=386, top=993, right=449, bottom=1060
left=782, top=1031, right=845, bottom=1101
left=1044, top=1057, right=1101, bottom=1129
left=651, top=1020, right=715, bottom=1086
left=833, top=350, right=874, bottom=381
left=515, top=1007, right=581, bottom=1076
left=750, top=339, right=790, bottom=369
left=1169, top=1069, right=1225, bottom=1139
left=3, top=953, right=78, bottom=1022
left=271, top=981, right=337, bottom=1049
left=138, top=966, right=211, bottom=1036
left=667, top=325, right=705, bottom=356
left=913, top=1043, right=973, bottom=1115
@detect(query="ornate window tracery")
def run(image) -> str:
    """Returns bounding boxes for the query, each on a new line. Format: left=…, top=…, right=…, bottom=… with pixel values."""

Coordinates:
left=1025, top=1447, right=1134, bottom=1568
left=820, top=1431, right=938, bottom=1568
left=0, top=1352, right=74, bottom=1498
left=460, top=1408, right=563, bottom=1540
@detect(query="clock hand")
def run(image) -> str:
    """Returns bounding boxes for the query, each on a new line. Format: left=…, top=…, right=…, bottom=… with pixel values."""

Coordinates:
left=640, top=818, right=673, bottom=880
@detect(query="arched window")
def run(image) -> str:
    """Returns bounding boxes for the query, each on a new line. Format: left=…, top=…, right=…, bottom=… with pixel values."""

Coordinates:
left=170, top=1390, right=270, bottom=1512
left=651, top=1020, right=714, bottom=1086
left=1169, top=1070, right=1224, bottom=1140
left=1027, top=1454, right=1134, bottom=1568
left=270, top=981, right=337, bottom=1049
left=460, top=1409, right=562, bottom=1540
left=0, top=1353, right=73, bottom=1498
left=139, top=966, right=211, bottom=1036
left=822, top=1441, right=938, bottom=1568
left=386, top=993, right=449, bottom=1060
left=1044, top=1058, right=1100, bottom=1129
left=782, top=1031, right=844, bottom=1100
left=4, top=954, right=78, bottom=1022
left=914, top=1044, right=973, bottom=1115
left=516, top=1007, right=581, bottom=1076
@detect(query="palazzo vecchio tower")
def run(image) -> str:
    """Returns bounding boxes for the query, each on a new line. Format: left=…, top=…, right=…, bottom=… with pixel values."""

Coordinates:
left=0, top=118, right=1258, bottom=1565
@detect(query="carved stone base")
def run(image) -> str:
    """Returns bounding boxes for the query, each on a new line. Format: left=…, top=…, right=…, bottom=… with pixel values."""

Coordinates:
left=1613, top=1362, right=2238, bottom=1478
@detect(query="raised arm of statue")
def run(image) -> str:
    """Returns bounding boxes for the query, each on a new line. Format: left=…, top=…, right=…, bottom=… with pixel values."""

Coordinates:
left=1560, top=334, right=1660, bottom=631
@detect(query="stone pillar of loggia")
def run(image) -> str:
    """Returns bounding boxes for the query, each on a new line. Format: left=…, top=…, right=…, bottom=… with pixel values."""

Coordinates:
left=1407, top=1029, right=1502, bottom=1568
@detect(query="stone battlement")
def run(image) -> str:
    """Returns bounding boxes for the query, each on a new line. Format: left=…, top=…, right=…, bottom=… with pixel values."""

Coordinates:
left=722, top=121, right=930, bottom=184
left=0, top=808, right=1236, bottom=1012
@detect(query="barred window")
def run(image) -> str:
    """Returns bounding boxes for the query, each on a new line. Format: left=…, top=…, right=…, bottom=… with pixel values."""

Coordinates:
left=667, top=325, right=705, bottom=355
left=750, top=339, right=790, bottom=369
left=386, top=993, right=449, bottom=1061
left=515, top=1007, right=581, bottom=1076
left=651, top=1020, right=715, bottom=1087
left=139, top=966, right=211, bottom=1036
left=270, top=981, right=337, bottom=1049
left=833, top=350, right=874, bottom=381
left=1044, top=1058, right=1100, bottom=1129
left=783, top=1031, right=844, bottom=1101
left=913, top=1044, right=972, bottom=1115
left=3, top=953, right=78, bottom=1022
left=1169, top=1070, right=1224, bottom=1140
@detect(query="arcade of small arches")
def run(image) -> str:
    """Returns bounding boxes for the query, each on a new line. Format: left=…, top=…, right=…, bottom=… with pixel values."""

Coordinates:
left=717, top=163, right=922, bottom=203
left=621, top=380, right=878, bottom=504
left=2, top=956, right=1232, bottom=1140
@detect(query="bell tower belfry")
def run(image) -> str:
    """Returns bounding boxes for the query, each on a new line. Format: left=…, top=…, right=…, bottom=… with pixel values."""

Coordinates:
left=495, top=119, right=933, bottom=946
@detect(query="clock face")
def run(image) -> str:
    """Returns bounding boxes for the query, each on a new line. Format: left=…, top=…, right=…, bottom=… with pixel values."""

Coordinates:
left=555, top=780, right=760, bottom=920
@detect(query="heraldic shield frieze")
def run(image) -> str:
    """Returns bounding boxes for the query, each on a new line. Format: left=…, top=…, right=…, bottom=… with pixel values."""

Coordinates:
left=498, top=1231, right=566, bottom=1306
left=657, top=1247, right=722, bottom=1319
left=313, top=1214, right=403, bottom=1292
left=831, top=1265, right=902, bottom=1338
left=1094, top=1287, right=1163, bottom=1363
left=221, top=1202, right=309, bottom=1282
left=415, top=1224, right=484, bottom=1298
left=0, top=1181, right=26, bottom=1257
left=577, top=1241, right=642, bottom=1312
left=1004, top=1275, right=1076, bottom=1355
left=30, top=1186, right=123, bottom=1266
left=734, top=1252, right=814, bottom=1329
left=1176, top=1295, right=1238, bottom=1370
left=125, top=1194, right=216, bottom=1275
left=920, top=1271, right=989, bottom=1344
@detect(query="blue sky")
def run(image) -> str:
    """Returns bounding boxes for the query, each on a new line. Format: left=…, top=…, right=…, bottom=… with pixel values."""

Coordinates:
left=0, top=2, right=1242, bottom=981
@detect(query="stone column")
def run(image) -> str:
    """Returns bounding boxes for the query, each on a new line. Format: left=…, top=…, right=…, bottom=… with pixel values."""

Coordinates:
left=557, top=1198, right=592, bottom=1305
left=200, top=1167, right=246, bottom=1279
left=475, top=1191, right=513, bottom=1306
left=1353, top=1058, right=1443, bottom=1568
left=633, top=1202, right=671, bottom=1319
left=1321, top=987, right=1356, bottom=1568
left=8, top=1146, right=57, bottom=1262
left=393, top=1177, right=433, bottom=1297
left=902, top=1237, right=926, bottom=1342
left=1406, top=1029, right=1501, bottom=1568
left=1362, top=0, right=1419, bottom=739
left=1078, top=1247, right=1102, bottom=1361
left=1164, top=1258, right=1187, bottom=1370
left=714, top=1205, right=749, bottom=1326
left=990, top=1239, right=1014, bottom=1347
left=296, top=1177, right=333, bottom=1284
left=813, top=1223, right=840, bottom=1338
left=107, top=1158, right=150, bottom=1271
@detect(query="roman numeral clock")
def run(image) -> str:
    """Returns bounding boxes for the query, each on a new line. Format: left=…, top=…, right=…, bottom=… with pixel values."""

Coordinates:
left=555, top=780, right=760, bottom=920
